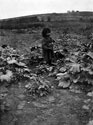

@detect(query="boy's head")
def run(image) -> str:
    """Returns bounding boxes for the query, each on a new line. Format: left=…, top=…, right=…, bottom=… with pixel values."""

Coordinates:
left=42, top=28, right=51, bottom=38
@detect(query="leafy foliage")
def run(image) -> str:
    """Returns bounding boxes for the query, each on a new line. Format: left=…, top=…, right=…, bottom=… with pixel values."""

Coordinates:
left=25, top=75, right=51, bottom=97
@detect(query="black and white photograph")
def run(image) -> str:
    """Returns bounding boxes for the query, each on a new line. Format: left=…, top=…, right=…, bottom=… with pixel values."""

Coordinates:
left=0, top=0, right=93, bottom=125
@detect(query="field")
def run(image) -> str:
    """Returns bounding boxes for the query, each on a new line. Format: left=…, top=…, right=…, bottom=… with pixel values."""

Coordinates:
left=0, top=12, right=93, bottom=125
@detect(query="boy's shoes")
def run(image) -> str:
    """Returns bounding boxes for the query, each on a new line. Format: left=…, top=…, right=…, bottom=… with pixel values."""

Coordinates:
left=42, top=61, right=57, bottom=66
left=49, top=62, right=57, bottom=66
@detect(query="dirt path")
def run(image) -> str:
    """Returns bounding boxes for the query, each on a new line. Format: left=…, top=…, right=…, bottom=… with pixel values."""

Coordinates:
left=0, top=80, right=91, bottom=125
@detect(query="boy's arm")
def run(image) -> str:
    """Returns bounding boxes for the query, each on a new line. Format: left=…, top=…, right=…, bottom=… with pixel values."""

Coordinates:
left=42, top=39, right=49, bottom=49
left=50, top=37, right=55, bottom=43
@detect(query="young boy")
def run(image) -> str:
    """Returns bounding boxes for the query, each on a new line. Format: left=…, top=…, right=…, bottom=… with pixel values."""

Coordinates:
left=41, top=28, right=55, bottom=65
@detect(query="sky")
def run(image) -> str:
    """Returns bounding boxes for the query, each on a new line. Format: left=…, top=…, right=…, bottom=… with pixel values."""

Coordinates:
left=0, top=0, right=93, bottom=19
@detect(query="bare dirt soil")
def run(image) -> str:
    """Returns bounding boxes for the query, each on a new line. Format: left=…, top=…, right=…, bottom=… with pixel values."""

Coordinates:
left=0, top=73, right=90, bottom=125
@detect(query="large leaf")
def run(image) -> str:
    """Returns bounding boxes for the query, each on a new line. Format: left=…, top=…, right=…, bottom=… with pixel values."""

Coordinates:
left=59, top=67, right=67, bottom=73
left=70, top=63, right=81, bottom=73
left=7, top=59, right=17, bottom=64
left=58, top=80, right=71, bottom=88
left=87, top=51, right=93, bottom=59
left=0, top=70, right=13, bottom=82
left=56, top=72, right=69, bottom=80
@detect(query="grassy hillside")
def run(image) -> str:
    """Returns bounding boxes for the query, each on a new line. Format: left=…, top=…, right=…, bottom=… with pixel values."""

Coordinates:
left=0, top=11, right=93, bottom=29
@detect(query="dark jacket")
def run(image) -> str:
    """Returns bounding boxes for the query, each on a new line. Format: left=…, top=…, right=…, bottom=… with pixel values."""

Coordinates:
left=42, top=37, right=55, bottom=50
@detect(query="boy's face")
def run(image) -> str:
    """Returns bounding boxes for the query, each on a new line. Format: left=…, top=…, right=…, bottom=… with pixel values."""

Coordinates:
left=46, top=32, right=51, bottom=37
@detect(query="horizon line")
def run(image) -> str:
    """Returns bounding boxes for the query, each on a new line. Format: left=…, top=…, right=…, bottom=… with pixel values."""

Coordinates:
left=0, top=10, right=93, bottom=20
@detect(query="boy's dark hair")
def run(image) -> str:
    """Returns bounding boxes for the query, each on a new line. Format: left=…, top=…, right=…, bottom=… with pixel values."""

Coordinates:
left=42, top=28, right=51, bottom=38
